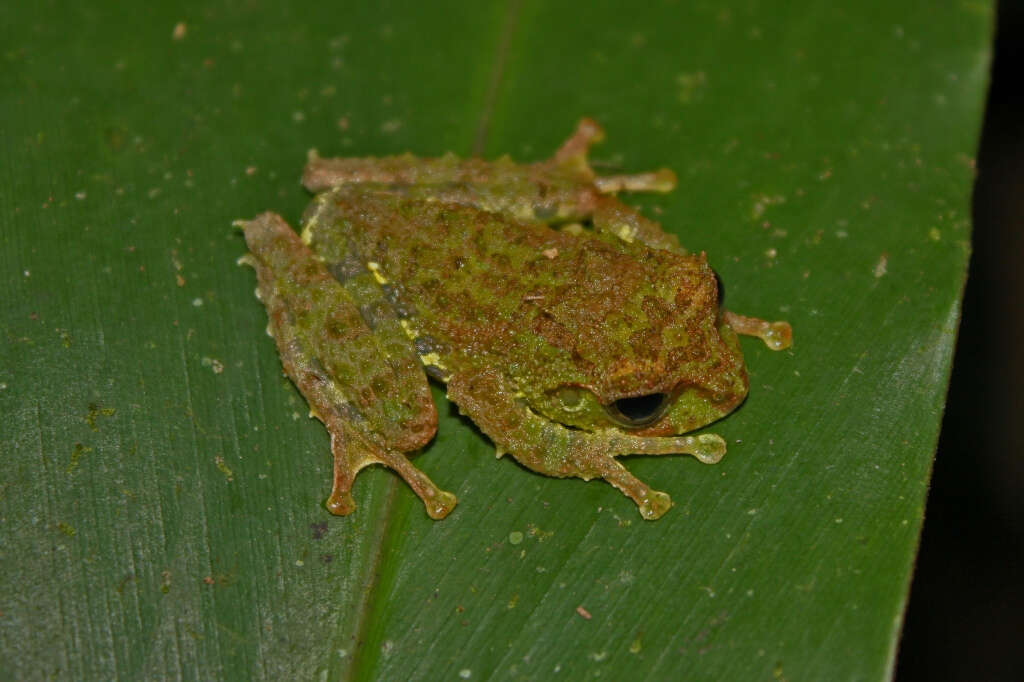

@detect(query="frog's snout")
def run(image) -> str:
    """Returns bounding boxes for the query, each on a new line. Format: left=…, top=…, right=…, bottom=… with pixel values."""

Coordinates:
left=605, top=393, right=670, bottom=428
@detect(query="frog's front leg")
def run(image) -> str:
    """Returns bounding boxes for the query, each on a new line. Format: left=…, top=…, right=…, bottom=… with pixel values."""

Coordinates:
left=239, top=213, right=456, bottom=519
left=446, top=369, right=726, bottom=520
left=722, top=311, right=793, bottom=351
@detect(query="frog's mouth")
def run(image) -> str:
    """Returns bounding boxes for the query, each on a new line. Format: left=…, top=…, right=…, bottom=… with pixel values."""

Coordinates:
left=604, top=393, right=671, bottom=428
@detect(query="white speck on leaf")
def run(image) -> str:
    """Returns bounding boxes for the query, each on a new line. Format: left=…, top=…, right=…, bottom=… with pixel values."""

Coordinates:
left=874, top=253, right=889, bottom=278
left=201, top=357, right=224, bottom=374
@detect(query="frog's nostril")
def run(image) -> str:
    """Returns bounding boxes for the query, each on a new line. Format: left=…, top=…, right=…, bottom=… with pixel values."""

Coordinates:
left=609, top=393, right=669, bottom=427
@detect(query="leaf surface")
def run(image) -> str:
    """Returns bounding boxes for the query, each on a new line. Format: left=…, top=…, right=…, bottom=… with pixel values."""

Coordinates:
left=0, top=1, right=990, bottom=679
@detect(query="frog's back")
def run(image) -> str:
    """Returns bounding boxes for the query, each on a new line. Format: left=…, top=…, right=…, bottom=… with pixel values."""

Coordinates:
left=302, top=188, right=718, bottom=396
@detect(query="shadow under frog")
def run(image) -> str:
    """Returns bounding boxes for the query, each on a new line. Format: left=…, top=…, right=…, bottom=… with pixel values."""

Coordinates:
left=238, top=119, right=792, bottom=520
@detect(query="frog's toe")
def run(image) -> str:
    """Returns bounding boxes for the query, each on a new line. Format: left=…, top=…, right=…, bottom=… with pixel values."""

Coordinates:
left=326, top=490, right=356, bottom=516
left=687, top=433, right=727, bottom=464
left=763, top=321, right=794, bottom=351
left=422, top=489, right=458, bottom=520
left=638, top=490, right=673, bottom=520
left=593, top=168, right=677, bottom=194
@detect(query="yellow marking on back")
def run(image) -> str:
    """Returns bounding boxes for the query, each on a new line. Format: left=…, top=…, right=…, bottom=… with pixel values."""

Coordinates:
left=300, top=195, right=331, bottom=244
left=398, top=318, right=417, bottom=339
left=399, top=320, right=450, bottom=374
left=366, top=261, right=388, bottom=284
left=419, top=351, right=447, bottom=370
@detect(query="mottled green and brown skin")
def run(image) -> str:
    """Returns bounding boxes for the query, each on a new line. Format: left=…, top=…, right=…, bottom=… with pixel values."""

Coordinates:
left=239, top=119, right=792, bottom=520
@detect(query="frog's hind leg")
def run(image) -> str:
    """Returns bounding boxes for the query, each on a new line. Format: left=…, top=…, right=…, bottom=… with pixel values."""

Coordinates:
left=302, top=150, right=487, bottom=193
left=238, top=212, right=456, bottom=519
left=447, top=369, right=726, bottom=520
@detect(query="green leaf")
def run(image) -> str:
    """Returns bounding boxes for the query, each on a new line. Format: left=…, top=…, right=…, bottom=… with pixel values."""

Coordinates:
left=0, top=1, right=990, bottom=679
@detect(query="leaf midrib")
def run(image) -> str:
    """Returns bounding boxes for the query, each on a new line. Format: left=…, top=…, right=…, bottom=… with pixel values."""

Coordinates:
left=341, top=2, right=523, bottom=678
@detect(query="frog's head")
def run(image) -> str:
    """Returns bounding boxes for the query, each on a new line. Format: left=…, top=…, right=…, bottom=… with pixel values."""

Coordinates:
left=519, top=243, right=749, bottom=437
left=608, top=314, right=750, bottom=437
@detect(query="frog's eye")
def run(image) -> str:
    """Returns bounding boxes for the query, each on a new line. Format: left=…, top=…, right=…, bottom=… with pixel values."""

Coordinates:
left=605, top=393, right=670, bottom=428
left=712, top=269, right=725, bottom=306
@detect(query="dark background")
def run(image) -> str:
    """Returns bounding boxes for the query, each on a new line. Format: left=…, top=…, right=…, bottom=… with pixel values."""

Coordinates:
left=896, top=2, right=1024, bottom=680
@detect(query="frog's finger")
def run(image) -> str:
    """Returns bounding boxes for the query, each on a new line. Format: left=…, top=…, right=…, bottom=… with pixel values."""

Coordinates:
left=373, top=451, right=458, bottom=520
left=722, top=310, right=794, bottom=350
left=609, top=432, right=727, bottom=465
left=596, top=461, right=674, bottom=521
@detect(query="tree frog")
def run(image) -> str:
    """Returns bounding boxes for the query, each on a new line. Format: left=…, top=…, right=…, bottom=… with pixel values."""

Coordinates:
left=238, top=119, right=792, bottom=520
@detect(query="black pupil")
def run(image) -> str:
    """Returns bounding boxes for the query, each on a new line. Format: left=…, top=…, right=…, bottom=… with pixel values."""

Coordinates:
left=613, top=393, right=668, bottom=425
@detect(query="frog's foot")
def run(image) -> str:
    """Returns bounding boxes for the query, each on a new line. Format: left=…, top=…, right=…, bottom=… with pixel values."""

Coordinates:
left=326, top=430, right=457, bottom=520
left=583, top=432, right=726, bottom=519
left=551, top=118, right=677, bottom=195
left=593, top=168, right=677, bottom=194
left=722, top=310, right=793, bottom=350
